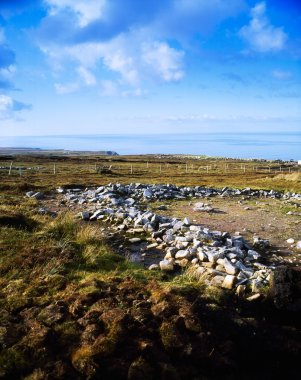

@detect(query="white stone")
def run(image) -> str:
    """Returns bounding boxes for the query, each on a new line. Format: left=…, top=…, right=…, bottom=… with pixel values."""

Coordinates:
left=148, top=264, right=159, bottom=270
left=159, top=259, right=174, bottom=271
left=129, top=238, right=141, bottom=243
left=222, top=275, right=236, bottom=289
left=223, top=258, right=238, bottom=275
left=175, top=250, right=190, bottom=259
left=183, top=217, right=192, bottom=226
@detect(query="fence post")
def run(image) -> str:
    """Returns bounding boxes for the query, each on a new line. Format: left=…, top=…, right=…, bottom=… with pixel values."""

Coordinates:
left=8, top=161, right=13, bottom=175
left=53, top=164, right=56, bottom=175
left=130, top=165, right=133, bottom=174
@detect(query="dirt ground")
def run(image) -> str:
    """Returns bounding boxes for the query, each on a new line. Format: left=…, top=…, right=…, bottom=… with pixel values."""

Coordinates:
left=152, top=196, right=301, bottom=265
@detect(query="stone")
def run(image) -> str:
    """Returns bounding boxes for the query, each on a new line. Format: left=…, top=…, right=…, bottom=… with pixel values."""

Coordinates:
left=248, top=250, right=261, bottom=260
left=222, top=275, right=236, bottom=290
left=146, top=243, right=158, bottom=249
left=81, top=211, right=90, bottom=220
left=149, top=264, right=159, bottom=270
left=210, top=275, right=224, bottom=287
left=159, top=259, right=174, bottom=271
left=194, top=265, right=206, bottom=276
left=90, top=210, right=102, bottom=220
left=207, top=251, right=221, bottom=264
left=183, top=217, right=192, bottom=226
left=223, top=258, right=238, bottom=275
left=246, top=294, right=261, bottom=302
left=197, top=250, right=208, bottom=261
left=129, top=238, right=141, bottom=243
left=236, top=285, right=246, bottom=297
left=32, top=192, right=43, bottom=200
left=143, top=189, right=153, bottom=198
left=175, top=250, right=190, bottom=259
left=286, top=238, right=295, bottom=244
left=296, top=241, right=301, bottom=250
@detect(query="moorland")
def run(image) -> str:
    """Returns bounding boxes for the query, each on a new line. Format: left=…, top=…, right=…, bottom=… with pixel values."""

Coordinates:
left=0, top=154, right=300, bottom=379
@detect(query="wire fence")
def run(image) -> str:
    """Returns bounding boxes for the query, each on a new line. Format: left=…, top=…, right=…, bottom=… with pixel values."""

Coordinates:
left=0, top=160, right=300, bottom=178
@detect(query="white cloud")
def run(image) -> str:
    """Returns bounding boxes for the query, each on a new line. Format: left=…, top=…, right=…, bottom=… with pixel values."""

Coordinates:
left=45, top=0, right=106, bottom=27
left=0, top=94, right=12, bottom=111
left=102, top=48, right=139, bottom=85
left=77, top=66, right=97, bottom=86
left=0, top=94, right=31, bottom=119
left=142, top=42, right=185, bottom=82
left=239, top=2, right=287, bottom=52
left=54, top=82, right=80, bottom=94
left=271, top=69, right=292, bottom=80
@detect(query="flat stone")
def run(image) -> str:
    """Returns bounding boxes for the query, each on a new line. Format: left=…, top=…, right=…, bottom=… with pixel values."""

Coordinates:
left=246, top=293, right=261, bottom=302
left=149, top=264, right=159, bottom=270
left=129, top=238, right=141, bottom=244
left=175, top=250, right=190, bottom=259
left=146, top=243, right=158, bottom=249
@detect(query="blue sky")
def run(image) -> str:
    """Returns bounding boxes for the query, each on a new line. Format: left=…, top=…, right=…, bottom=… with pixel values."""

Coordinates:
left=0, top=0, right=300, bottom=136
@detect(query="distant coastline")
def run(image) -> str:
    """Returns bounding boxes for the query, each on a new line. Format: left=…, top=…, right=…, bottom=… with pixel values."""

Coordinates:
left=0, top=147, right=119, bottom=156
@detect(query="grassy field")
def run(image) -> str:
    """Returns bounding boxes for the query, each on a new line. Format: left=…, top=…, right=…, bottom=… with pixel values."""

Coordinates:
left=0, top=155, right=300, bottom=379
left=1, top=154, right=301, bottom=193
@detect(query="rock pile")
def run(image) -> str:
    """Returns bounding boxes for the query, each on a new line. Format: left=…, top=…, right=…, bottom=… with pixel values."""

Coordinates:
left=60, top=183, right=301, bottom=204
left=52, top=182, right=293, bottom=297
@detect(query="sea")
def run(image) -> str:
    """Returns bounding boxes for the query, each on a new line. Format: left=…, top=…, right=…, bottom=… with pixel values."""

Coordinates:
left=0, top=132, right=300, bottom=160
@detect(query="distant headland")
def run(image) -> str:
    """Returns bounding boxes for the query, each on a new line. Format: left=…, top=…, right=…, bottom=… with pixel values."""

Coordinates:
left=0, top=147, right=119, bottom=156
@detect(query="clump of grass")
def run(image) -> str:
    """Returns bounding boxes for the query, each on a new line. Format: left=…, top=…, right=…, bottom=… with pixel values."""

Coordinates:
left=45, top=212, right=77, bottom=239
left=75, top=225, right=101, bottom=245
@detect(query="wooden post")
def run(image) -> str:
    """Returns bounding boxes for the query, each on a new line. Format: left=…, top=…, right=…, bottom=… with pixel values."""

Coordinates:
left=186, top=163, right=188, bottom=173
left=95, top=163, right=97, bottom=171
left=8, top=161, right=13, bottom=175
left=146, top=162, right=149, bottom=169
left=289, top=167, right=291, bottom=173
left=280, top=166, right=282, bottom=172
left=53, top=164, right=56, bottom=175
left=130, top=165, right=133, bottom=174
left=19, top=167, right=22, bottom=177
left=244, top=165, right=246, bottom=173
left=269, top=166, right=271, bottom=173
left=206, top=166, right=209, bottom=173
left=159, top=164, right=162, bottom=173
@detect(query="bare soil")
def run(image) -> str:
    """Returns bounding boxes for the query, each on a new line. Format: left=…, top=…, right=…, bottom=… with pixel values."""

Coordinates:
left=152, top=196, right=301, bottom=265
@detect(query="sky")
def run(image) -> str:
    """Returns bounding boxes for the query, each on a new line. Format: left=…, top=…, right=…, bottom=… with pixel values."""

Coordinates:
left=0, top=0, right=300, bottom=137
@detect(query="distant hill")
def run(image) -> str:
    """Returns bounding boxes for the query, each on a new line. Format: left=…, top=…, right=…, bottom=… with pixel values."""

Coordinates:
left=0, top=147, right=119, bottom=156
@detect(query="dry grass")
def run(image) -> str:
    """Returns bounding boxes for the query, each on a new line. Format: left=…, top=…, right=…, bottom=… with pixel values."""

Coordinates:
left=76, top=225, right=101, bottom=245
left=0, top=155, right=300, bottom=192
left=273, top=172, right=301, bottom=182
